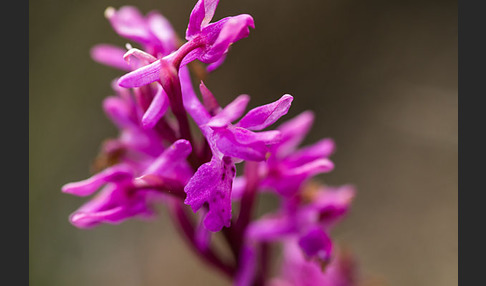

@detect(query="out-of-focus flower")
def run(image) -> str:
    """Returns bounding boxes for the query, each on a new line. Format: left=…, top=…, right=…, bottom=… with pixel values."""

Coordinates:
left=62, top=139, right=192, bottom=228
left=246, top=185, right=355, bottom=260
left=269, top=239, right=357, bottom=286
left=262, top=111, right=336, bottom=196
left=232, top=111, right=336, bottom=200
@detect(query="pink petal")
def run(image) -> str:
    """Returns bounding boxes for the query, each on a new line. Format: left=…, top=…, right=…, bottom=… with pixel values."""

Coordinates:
left=141, top=83, right=169, bottom=129
left=200, top=81, right=221, bottom=115
left=186, top=0, right=220, bottom=40
left=118, top=60, right=162, bottom=88
left=206, top=53, right=227, bottom=72
left=90, top=44, right=131, bottom=71
left=207, top=94, right=250, bottom=127
left=202, top=15, right=254, bottom=62
left=230, top=127, right=282, bottom=145
left=70, top=201, right=152, bottom=229
left=184, top=156, right=235, bottom=232
left=103, top=96, right=136, bottom=128
left=143, top=139, right=192, bottom=176
left=310, top=185, right=356, bottom=226
left=123, top=48, right=157, bottom=66
left=147, top=11, right=178, bottom=53
left=284, top=138, right=336, bottom=167
left=237, top=94, right=293, bottom=131
left=62, top=165, right=133, bottom=196
left=284, top=159, right=335, bottom=177
left=182, top=14, right=254, bottom=66
left=213, top=128, right=268, bottom=161
left=105, top=6, right=152, bottom=44
left=275, top=111, right=315, bottom=157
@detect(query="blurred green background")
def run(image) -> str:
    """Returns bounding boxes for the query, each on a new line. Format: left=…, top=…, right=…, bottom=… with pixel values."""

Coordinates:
left=30, top=0, right=457, bottom=285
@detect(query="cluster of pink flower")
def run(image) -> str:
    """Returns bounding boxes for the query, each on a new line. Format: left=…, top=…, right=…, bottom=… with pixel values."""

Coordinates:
left=63, top=1, right=358, bottom=285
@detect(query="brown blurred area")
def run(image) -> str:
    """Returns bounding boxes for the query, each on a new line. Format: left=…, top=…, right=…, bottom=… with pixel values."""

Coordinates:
left=29, top=0, right=457, bottom=285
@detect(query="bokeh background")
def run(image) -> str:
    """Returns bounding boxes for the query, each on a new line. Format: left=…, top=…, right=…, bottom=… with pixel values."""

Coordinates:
left=30, top=0, right=457, bottom=285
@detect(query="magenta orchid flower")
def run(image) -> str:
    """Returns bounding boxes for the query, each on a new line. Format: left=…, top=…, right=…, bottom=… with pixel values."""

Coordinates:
left=184, top=83, right=293, bottom=232
left=63, top=1, right=359, bottom=285
left=183, top=0, right=254, bottom=71
left=117, top=0, right=254, bottom=89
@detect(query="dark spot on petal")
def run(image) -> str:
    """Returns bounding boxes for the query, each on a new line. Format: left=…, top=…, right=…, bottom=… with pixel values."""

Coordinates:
left=223, top=156, right=232, bottom=165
